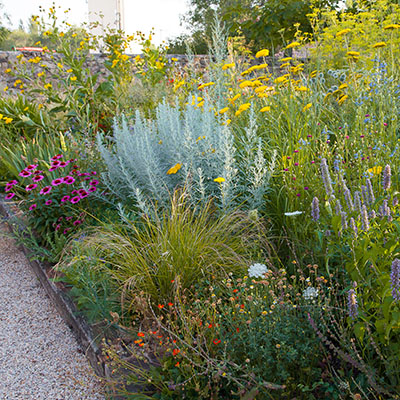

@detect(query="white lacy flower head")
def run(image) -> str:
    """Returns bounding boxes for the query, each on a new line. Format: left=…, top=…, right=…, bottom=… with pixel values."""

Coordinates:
left=248, top=263, right=268, bottom=278
left=303, top=286, right=319, bottom=300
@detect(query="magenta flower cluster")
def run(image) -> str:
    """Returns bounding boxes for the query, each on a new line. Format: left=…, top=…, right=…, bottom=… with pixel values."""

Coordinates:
left=3, top=154, right=100, bottom=234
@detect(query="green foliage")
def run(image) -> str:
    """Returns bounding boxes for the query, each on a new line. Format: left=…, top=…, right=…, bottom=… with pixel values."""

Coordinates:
left=66, top=193, right=257, bottom=309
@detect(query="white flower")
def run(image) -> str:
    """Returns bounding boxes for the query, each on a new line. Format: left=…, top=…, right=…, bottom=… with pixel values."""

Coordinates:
left=302, top=287, right=318, bottom=300
left=284, top=211, right=303, bottom=216
left=248, top=263, right=268, bottom=278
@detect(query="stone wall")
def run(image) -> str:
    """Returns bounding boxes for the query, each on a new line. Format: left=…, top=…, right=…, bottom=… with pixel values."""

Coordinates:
left=0, top=50, right=308, bottom=93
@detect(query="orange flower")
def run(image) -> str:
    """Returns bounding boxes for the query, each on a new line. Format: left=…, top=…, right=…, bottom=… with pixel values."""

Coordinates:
left=137, top=332, right=145, bottom=337
left=175, top=362, right=180, bottom=367
left=168, top=302, right=173, bottom=306
left=172, top=349, right=180, bottom=356
left=213, top=339, right=221, bottom=345
left=158, top=304, right=165, bottom=309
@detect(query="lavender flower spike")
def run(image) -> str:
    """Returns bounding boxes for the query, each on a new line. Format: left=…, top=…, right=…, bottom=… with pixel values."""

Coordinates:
left=354, top=191, right=362, bottom=212
left=348, top=288, right=358, bottom=320
left=340, top=211, right=348, bottom=230
left=311, top=197, right=320, bottom=222
left=383, top=165, right=391, bottom=191
left=361, top=185, right=369, bottom=206
left=366, top=178, right=375, bottom=204
left=320, top=158, right=334, bottom=197
left=361, top=205, right=370, bottom=231
left=350, top=217, right=358, bottom=236
left=391, top=259, right=400, bottom=302
left=344, top=187, right=354, bottom=211
left=335, top=199, right=342, bottom=216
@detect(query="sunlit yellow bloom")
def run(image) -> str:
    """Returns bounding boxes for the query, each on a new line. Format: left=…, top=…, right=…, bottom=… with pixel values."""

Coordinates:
left=167, top=163, right=182, bottom=175
left=13, top=79, right=22, bottom=87
left=71, top=33, right=77, bottom=37
left=254, top=85, right=268, bottom=93
left=197, top=101, right=204, bottom=108
left=44, top=83, right=52, bottom=90
left=23, top=107, right=28, bottom=111
left=196, top=136, right=206, bottom=143
left=274, top=75, right=289, bottom=84
left=3, top=87, right=8, bottom=92
left=280, top=62, right=290, bottom=68
left=260, top=106, right=271, bottom=112
left=66, top=69, right=73, bottom=73
left=228, top=93, right=241, bottom=104
left=225, top=119, right=231, bottom=125
left=59, top=32, right=65, bottom=37
left=280, top=57, right=292, bottom=62
left=173, top=80, right=185, bottom=91
left=222, top=62, right=235, bottom=70
left=37, top=71, right=45, bottom=78
left=198, top=82, right=215, bottom=90
left=57, top=63, right=63, bottom=69
left=111, top=59, right=119, bottom=68
left=219, top=107, right=229, bottom=114
left=235, top=103, right=251, bottom=116
left=4, top=117, right=13, bottom=124
left=70, top=76, right=77, bottom=81
left=337, top=94, right=348, bottom=105
left=384, top=24, right=400, bottom=30
left=339, top=83, right=348, bottom=89
left=336, top=28, right=351, bottom=37
left=241, top=69, right=251, bottom=76
left=38, top=104, right=43, bottom=110
left=295, top=86, right=309, bottom=92
left=302, top=103, right=312, bottom=112
left=367, top=166, right=383, bottom=175
left=286, top=42, right=300, bottom=49
left=346, top=51, right=360, bottom=57
left=214, top=177, right=225, bottom=183
left=255, top=49, right=269, bottom=57
left=310, top=70, right=317, bottom=78
left=239, top=80, right=254, bottom=88
left=372, top=42, right=386, bottom=48
left=5, top=68, right=11, bottom=73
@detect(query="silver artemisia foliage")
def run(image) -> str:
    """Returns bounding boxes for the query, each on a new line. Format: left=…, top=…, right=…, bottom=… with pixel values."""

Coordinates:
left=98, top=100, right=275, bottom=213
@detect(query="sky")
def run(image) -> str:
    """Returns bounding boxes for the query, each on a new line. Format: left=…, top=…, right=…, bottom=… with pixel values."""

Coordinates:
left=1, top=0, right=190, bottom=51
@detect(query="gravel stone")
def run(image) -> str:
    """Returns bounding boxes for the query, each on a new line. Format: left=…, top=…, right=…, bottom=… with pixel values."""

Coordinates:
left=0, top=223, right=105, bottom=399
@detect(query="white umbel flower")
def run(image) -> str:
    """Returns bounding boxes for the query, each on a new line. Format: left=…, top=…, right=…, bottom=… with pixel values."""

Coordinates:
left=248, top=263, right=268, bottom=278
left=302, top=287, right=318, bottom=300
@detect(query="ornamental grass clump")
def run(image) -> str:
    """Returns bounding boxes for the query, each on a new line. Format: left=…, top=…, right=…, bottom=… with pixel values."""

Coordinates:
left=70, top=192, right=257, bottom=309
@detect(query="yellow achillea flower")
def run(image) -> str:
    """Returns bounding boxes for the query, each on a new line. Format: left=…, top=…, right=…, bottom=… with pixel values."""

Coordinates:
left=346, top=51, right=360, bottom=57
left=338, top=94, right=348, bottom=105
left=286, top=42, right=300, bottom=49
left=372, top=42, right=386, bottom=48
left=384, top=24, right=400, bottom=30
left=280, top=62, right=290, bottom=69
left=239, top=80, right=254, bottom=88
left=222, top=62, right=235, bottom=70
left=228, top=94, right=241, bottom=104
left=254, top=86, right=268, bottom=93
left=173, top=80, right=185, bottom=91
left=57, top=62, right=63, bottom=69
left=5, top=68, right=11, bottom=73
left=198, top=82, right=215, bottom=90
left=255, top=49, right=269, bottom=57
left=274, top=75, right=289, bottom=84
left=295, top=86, right=309, bottom=92
left=339, top=83, right=348, bottom=89
left=219, top=107, right=229, bottom=114
left=4, top=117, right=13, bottom=124
left=302, top=103, right=312, bottom=112
left=241, top=69, right=251, bottom=76
left=336, top=28, right=351, bottom=37
left=214, top=177, right=225, bottom=183
left=260, top=106, right=271, bottom=112
left=70, top=76, right=77, bottom=81
left=280, top=57, right=292, bottom=62
left=167, top=163, right=182, bottom=175
left=235, top=103, right=251, bottom=116
left=367, top=166, right=383, bottom=175
left=37, top=71, right=45, bottom=77
left=66, top=69, right=73, bottom=73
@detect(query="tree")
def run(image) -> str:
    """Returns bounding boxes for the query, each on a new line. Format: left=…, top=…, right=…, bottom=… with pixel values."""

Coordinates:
left=177, top=0, right=341, bottom=53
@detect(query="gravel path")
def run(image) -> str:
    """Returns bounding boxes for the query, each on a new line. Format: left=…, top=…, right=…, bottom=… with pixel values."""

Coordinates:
left=0, top=222, right=106, bottom=399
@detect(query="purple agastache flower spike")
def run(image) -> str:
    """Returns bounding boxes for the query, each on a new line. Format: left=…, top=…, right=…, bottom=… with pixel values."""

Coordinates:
left=391, top=259, right=400, bottom=302
left=320, top=158, right=334, bottom=197
left=354, top=191, right=362, bottom=212
left=311, top=197, right=320, bottom=222
left=383, top=165, right=391, bottom=191
left=366, top=178, right=375, bottom=204
left=361, top=205, right=370, bottom=231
